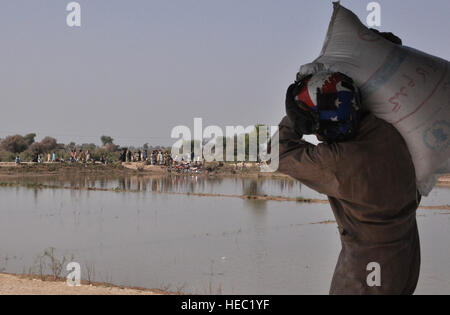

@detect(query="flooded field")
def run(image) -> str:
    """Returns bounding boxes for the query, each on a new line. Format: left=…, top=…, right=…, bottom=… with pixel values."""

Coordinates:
left=0, top=175, right=323, bottom=199
left=0, top=175, right=449, bottom=294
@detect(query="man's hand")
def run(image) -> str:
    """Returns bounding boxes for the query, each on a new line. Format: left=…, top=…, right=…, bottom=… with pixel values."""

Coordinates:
left=370, top=28, right=402, bottom=45
left=278, top=116, right=305, bottom=157
left=285, top=82, right=317, bottom=136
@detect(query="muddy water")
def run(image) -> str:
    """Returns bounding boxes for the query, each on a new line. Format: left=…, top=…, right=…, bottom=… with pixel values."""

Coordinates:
left=0, top=176, right=448, bottom=294
left=1, top=175, right=325, bottom=199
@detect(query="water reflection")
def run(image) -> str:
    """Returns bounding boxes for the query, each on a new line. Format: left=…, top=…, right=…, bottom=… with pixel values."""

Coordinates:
left=0, top=186, right=337, bottom=294
left=3, top=175, right=313, bottom=198
left=0, top=177, right=449, bottom=294
left=3, top=174, right=448, bottom=206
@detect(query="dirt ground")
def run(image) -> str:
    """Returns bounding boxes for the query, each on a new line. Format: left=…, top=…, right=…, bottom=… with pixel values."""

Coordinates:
left=0, top=273, right=159, bottom=295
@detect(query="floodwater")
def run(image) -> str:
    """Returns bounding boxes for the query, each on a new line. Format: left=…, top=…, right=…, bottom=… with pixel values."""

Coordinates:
left=0, top=175, right=323, bottom=199
left=0, top=175, right=449, bottom=294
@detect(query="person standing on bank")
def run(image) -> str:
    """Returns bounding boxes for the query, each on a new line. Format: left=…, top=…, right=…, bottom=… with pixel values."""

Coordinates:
left=278, top=71, right=420, bottom=295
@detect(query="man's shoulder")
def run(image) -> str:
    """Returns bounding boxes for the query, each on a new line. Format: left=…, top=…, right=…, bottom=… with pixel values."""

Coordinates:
left=357, top=113, right=404, bottom=142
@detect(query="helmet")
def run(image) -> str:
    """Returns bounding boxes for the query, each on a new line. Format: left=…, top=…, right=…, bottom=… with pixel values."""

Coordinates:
left=286, top=71, right=361, bottom=142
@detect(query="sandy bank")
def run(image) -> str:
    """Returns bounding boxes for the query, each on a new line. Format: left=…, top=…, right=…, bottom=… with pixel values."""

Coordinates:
left=0, top=273, right=161, bottom=295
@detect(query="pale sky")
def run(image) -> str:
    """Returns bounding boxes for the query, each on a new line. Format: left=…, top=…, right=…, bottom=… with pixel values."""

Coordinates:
left=0, top=0, right=449, bottom=146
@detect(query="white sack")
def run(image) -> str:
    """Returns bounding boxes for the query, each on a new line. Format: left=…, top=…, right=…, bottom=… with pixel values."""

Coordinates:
left=299, top=2, right=450, bottom=195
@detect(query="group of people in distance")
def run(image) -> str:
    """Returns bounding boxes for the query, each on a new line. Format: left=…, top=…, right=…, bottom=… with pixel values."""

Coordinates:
left=119, top=148, right=172, bottom=166
left=69, top=149, right=106, bottom=164
left=17, top=152, right=62, bottom=164
left=13, top=148, right=201, bottom=168
left=14, top=150, right=107, bottom=165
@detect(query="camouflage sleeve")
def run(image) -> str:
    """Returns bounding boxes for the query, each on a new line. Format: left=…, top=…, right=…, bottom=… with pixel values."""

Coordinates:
left=278, top=116, right=341, bottom=198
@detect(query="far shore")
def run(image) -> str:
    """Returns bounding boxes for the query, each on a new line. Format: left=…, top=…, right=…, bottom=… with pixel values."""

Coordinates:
left=0, top=161, right=289, bottom=179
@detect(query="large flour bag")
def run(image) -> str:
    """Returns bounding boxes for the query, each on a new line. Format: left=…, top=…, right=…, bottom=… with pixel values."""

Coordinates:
left=299, top=2, right=450, bottom=196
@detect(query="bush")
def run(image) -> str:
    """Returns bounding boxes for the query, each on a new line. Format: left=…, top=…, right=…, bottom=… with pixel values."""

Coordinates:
left=90, top=148, right=120, bottom=163
left=0, top=150, right=15, bottom=162
left=104, top=143, right=118, bottom=152
left=19, top=150, right=34, bottom=162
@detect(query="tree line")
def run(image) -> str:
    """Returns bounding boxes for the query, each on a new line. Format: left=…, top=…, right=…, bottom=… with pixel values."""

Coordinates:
left=0, top=134, right=163, bottom=163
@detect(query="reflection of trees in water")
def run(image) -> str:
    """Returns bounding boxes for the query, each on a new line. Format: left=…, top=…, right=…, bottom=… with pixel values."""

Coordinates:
left=241, top=179, right=268, bottom=211
left=19, top=174, right=301, bottom=198
left=63, top=174, right=231, bottom=195
left=118, top=177, right=126, bottom=190
left=98, top=178, right=107, bottom=189
left=117, top=176, right=301, bottom=197
left=33, top=187, right=39, bottom=201
left=242, top=179, right=259, bottom=196
left=131, top=175, right=223, bottom=194
left=241, top=178, right=300, bottom=197
left=151, top=178, right=158, bottom=192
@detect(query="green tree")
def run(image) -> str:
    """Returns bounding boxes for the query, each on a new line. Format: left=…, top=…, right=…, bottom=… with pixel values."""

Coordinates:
left=100, top=135, right=114, bottom=146
left=23, top=133, right=36, bottom=146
